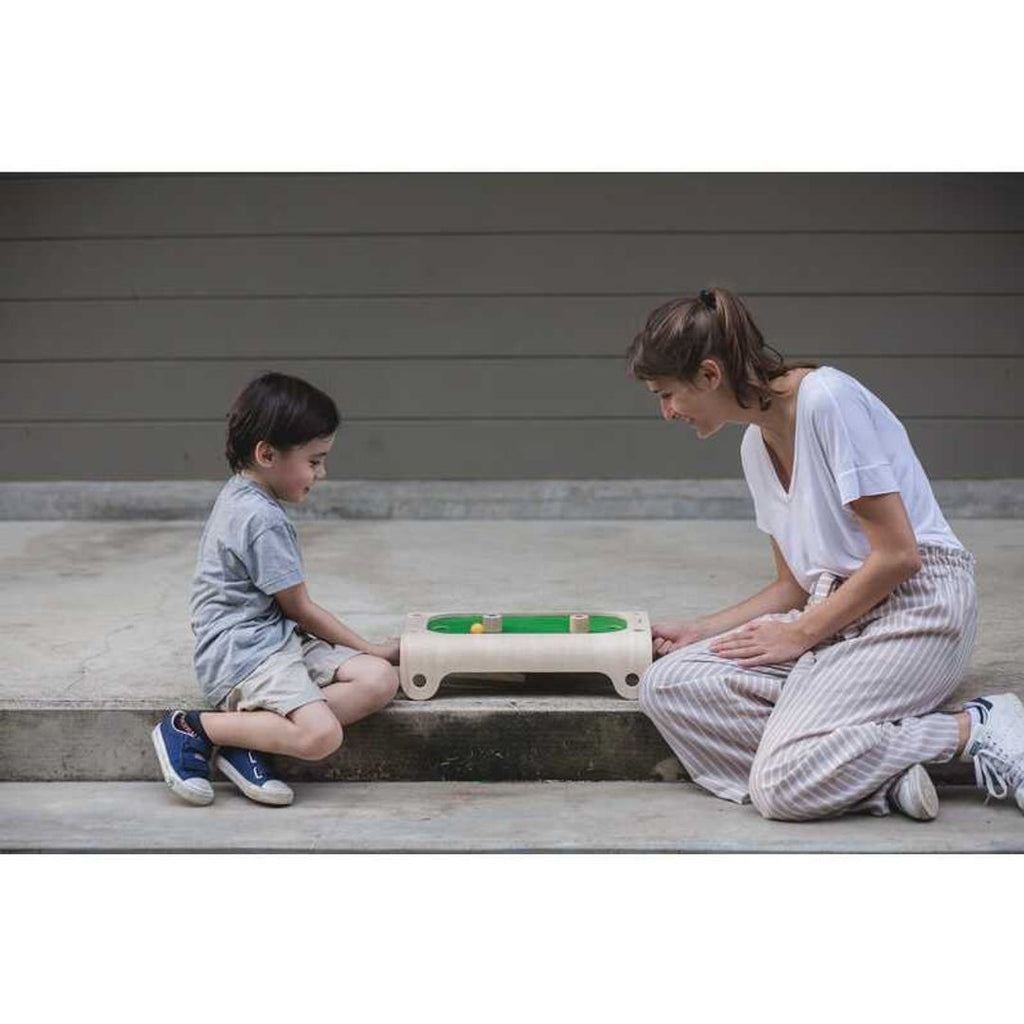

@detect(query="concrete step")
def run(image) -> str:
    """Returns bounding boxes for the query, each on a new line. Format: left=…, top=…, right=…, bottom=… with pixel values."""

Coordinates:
left=2, top=519, right=1014, bottom=787
left=2, top=781, right=1021, bottom=853
left=0, top=688, right=977, bottom=785
left=0, top=686, right=672, bottom=782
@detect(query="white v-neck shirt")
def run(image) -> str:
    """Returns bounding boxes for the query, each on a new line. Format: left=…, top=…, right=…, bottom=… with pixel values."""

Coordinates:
left=739, top=366, right=963, bottom=591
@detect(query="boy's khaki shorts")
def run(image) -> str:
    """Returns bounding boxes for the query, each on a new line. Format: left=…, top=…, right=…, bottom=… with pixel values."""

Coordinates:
left=220, top=629, right=364, bottom=716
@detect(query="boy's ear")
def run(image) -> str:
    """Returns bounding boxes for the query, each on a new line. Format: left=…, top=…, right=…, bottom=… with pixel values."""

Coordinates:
left=253, top=440, right=276, bottom=467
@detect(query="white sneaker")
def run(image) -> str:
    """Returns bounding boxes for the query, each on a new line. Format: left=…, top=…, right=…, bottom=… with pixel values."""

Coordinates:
left=962, top=694, right=1024, bottom=812
left=889, top=763, right=939, bottom=821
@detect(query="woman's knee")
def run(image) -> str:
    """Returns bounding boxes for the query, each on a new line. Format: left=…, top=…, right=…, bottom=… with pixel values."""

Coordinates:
left=748, top=754, right=821, bottom=822
left=747, top=766, right=793, bottom=821
left=639, top=660, right=679, bottom=717
left=638, top=656, right=723, bottom=718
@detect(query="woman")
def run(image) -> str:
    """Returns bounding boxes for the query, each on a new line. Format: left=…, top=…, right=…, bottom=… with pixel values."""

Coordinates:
left=627, top=286, right=1024, bottom=821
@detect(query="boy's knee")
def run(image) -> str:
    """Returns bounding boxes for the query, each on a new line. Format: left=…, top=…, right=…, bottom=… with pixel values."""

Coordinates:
left=294, top=713, right=343, bottom=760
left=347, top=657, right=399, bottom=707
left=370, top=661, right=400, bottom=705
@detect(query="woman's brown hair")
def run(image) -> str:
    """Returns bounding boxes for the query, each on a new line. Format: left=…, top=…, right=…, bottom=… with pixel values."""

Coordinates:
left=625, top=286, right=817, bottom=410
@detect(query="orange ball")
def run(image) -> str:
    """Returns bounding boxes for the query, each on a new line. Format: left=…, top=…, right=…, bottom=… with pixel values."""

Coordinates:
left=470, top=622, right=485, bottom=634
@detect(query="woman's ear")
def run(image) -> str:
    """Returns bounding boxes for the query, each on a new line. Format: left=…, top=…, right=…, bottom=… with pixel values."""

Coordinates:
left=698, top=358, right=723, bottom=391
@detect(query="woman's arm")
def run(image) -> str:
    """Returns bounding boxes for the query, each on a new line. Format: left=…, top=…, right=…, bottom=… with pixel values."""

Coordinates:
left=696, top=536, right=808, bottom=638
left=653, top=537, right=806, bottom=654
left=791, top=491, right=921, bottom=649
left=710, top=492, right=922, bottom=667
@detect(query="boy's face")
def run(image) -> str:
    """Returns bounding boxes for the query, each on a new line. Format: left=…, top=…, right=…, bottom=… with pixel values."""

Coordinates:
left=252, top=434, right=336, bottom=503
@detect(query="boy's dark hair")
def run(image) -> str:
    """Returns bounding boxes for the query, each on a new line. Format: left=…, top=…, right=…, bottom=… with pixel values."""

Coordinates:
left=226, top=373, right=340, bottom=472
left=625, top=286, right=817, bottom=410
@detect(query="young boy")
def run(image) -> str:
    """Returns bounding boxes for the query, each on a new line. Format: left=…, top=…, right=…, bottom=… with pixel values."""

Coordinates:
left=152, top=372, right=400, bottom=807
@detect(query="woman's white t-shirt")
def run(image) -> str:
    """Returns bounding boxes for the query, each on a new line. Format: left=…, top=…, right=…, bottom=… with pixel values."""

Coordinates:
left=739, top=366, right=963, bottom=591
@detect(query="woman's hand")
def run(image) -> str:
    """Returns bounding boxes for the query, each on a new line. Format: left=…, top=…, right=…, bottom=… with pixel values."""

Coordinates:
left=651, top=619, right=706, bottom=660
left=709, top=618, right=810, bottom=668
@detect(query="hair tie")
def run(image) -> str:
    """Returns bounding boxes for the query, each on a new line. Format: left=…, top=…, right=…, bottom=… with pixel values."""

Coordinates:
left=698, top=288, right=716, bottom=311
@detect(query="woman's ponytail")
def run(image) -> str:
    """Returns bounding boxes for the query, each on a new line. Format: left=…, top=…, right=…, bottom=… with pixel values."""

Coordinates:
left=626, top=285, right=814, bottom=410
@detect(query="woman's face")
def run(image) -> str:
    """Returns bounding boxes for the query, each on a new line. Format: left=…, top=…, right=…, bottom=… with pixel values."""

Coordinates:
left=645, top=360, right=732, bottom=440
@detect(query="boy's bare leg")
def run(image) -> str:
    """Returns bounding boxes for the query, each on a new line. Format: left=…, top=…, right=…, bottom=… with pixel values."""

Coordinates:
left=199, top=700, right=342, bottom=760
left=320, top=654, right=399, bottom=726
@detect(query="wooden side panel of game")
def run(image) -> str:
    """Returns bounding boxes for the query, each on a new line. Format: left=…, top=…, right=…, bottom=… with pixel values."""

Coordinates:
left=399, top=610, right=652, bottom=700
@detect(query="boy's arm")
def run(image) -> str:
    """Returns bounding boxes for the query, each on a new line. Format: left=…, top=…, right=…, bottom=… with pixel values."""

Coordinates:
left=273, top=582, right=387, bottom=656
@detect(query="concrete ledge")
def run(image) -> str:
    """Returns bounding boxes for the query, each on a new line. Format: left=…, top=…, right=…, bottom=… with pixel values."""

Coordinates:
left=2, top=781, right=1019, bottom=853
left=0, top=519, right=1013, bottom=793
left=3, top=479, right=1023, bottom=520
left=0, top=697, right=673, bottom=782
left=0, top=698, right=976, bottom=785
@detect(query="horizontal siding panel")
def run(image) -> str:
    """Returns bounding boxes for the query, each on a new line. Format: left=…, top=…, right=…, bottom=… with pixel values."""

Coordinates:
left=2, top=420, right=1022, bottom=481
left=2, top=173, right=1022, bottom=235
left=2, top=175, right=1019, bottom=484
left=1, top=358, right=1021, bottom=421
left=1, top=233, right=1022, bottom=299
left=2, top=295, right=1022, bottom=360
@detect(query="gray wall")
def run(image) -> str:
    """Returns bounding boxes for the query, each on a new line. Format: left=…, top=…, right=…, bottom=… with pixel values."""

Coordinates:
left=1, top=173, right=1021, bottom=481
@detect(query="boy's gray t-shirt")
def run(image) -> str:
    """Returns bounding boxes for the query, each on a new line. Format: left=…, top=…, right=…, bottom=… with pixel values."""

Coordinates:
left=190, top=475, right=305, bottom=706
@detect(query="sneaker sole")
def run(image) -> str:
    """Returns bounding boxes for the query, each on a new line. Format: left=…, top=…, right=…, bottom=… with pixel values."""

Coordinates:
left=894, top=763, right=939, bottom=821
left=151, top=724, right=214, bottom=806
left=215, top=754, right=294, bottom=806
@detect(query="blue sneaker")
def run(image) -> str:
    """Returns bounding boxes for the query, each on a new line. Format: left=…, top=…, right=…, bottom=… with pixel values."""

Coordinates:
left=215, top=747, right=294, bottom=806
left=151, top=710, right=215, bottom=806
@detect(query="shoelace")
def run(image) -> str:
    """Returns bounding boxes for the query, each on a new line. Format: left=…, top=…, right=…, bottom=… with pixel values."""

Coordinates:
left=244, top=748, right=270, bottom=781
left=972, top=740, right=1024, bottom=802
left=973, top=750, right=1009, bottom=801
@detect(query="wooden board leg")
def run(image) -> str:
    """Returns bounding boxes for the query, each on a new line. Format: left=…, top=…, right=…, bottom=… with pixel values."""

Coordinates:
left=611, top=671, right=642, bottom=700
left=402, top=672, right=442, bottom=701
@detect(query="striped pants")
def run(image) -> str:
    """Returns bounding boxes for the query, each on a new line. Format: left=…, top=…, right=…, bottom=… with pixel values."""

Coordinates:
left=639, top=545, right=978, bottom=821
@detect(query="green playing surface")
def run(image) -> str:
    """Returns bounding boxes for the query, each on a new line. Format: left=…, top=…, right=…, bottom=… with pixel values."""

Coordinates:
left=427, top=614, right=627, bottom=634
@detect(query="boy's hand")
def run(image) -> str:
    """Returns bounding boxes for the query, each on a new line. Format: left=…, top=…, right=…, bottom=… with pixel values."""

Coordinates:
left=368, top=637, right=401, bottom=664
